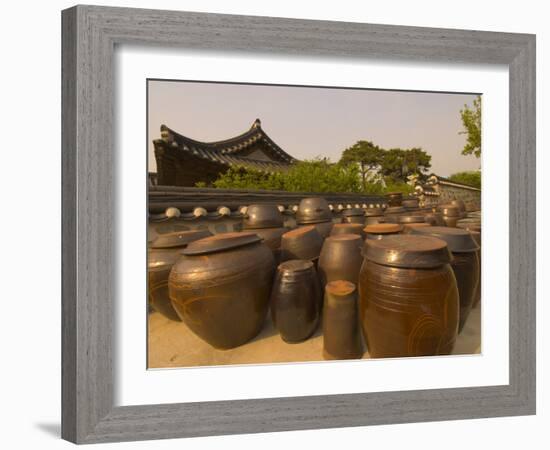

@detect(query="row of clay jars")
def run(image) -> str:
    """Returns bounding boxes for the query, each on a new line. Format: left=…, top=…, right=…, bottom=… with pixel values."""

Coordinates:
left=169, top=232, right=276, bottom=350
left=410, top=227, right=480, bottom=333
left=359, top=235, right=460, bottom=357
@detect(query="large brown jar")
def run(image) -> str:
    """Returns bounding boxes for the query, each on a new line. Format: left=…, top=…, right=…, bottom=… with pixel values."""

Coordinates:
left=148, top=229, right=212, bottom=321
left=410, top=227, right=480, bottom=332
left=169, top=232, right=275, bottom=349
left=318, top=234, right=363, bottom=287
left=243, top=203, right=284, bottom=229
left=323, top=281, right=363, bottom=360
left=359, top=235, right=459, bottom=358
left=270, top=260, right=321, bottom=343
left=402, top=197, right=420, bottom=210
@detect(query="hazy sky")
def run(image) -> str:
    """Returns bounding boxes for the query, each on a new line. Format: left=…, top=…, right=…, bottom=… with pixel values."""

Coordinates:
left=148, top=80, right=480, bottom=177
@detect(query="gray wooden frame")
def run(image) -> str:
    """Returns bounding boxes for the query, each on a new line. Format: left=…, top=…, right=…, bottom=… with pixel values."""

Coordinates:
left=61, top=5, right=536, bottom=444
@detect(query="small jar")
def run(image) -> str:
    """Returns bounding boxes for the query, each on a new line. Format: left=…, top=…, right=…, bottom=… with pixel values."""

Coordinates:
left=323, top=281, right=363, bottom=360
left=270, top=260, right=321, bottom=343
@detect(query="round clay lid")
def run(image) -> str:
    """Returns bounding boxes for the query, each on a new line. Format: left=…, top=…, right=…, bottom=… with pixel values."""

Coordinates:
left=363, top=235, right=452, bottom=268
left=150, top=229, right=212, bottom=249
left=183, top=232, right=262, bottom=255
left=456, top=219, right=482, bottom=233
left=364, top=223, right=403, bottom=234
left=325, top=280, right=356, bottom=296
left=331, top=223, right=364, bottom=234
left=409, top=226, right=480, bottom=253
left=278, top=259, right=314, bottom=273
left=397, top=215, right=426, bottom=224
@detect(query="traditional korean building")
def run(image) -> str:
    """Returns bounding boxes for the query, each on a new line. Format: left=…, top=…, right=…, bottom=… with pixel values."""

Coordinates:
left=152, top=118, right=297, bottom=187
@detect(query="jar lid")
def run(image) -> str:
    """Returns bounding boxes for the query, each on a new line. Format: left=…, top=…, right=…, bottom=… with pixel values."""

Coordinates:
left=277, top=259, right=314, bottom=274
left=325, top=280, right=356, bottom=296
left=364, top=223, right=403, bottom=234
left=363, top=235, right=452, bottom=268
left=183, top=232, right=262, bottom=255
left=341, top=208, right=364, bottom=217
left=397, top=215, right=426, bottom=224
left=409, top=226, right=480, bottom=253
left=150, top=229, right=212, bottom=249
left=456, top=219, right=482, bottom=233
left=331, top=223, right=364, bottom=235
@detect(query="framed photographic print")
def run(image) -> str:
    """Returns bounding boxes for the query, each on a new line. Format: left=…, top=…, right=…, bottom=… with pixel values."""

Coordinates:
left=62, top=5, right=536, bottom=444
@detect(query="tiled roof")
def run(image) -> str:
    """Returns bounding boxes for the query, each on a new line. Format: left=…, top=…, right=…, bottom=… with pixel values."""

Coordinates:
left=155, top=119, right=296, bottom=172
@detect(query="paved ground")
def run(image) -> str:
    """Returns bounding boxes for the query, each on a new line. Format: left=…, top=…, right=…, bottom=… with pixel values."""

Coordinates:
left=148, top=304, right=481, bottom=368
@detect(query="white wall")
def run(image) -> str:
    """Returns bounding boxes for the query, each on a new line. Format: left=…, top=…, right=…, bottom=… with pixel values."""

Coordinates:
left=0, top=0, right=546, bottom=448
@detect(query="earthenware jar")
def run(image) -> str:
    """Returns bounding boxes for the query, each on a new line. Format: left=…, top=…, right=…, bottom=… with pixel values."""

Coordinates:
left=456, top=219, right=482, bottom=308
left=309, top=220, right=334, bottom=238
left=359, top=235, right=459, bottom=358
left=330, top=223, right=366, bottom=239
left=243, top=203, right=284, bottom=229
left=386, top=192, right=403, bottom=207
left=148, top=229, right=212, bottom=321
left=296, top=197, right=332, bottom=224
left=169, top=232, right=275, bottom=349
left=385, top=206, right=407, bottom=215
left=365, top=207, right=385, bottom=225
left=323, top=280, right=363, bottom=360
left=402, top=197, right=420, bottom=210
left=364, top=223, right=403, bottom=240
left=318, top=234, right=363, bottom=287
left=270, top=260, right=321, bottom=343
left=280, top=225, right=323, bottom=263
left=410, top=226, right=480, bottom=333
left=449, top=199, right=467, bottom=218
left=437, top=205, right=461, bottom=227
left=341, top=208, right=365, bottom=224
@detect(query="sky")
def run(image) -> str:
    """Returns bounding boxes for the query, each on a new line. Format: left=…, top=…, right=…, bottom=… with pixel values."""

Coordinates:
left=148, top=80, right=480, bottom=177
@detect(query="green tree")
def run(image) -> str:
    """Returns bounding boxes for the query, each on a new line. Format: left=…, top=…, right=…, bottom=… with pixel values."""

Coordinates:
left=339, top=141, right=385, bottom=190
left=380, top=148, right=431, bottom=182
left=459, top=95, right=482, bottom=158
left=448, top=171, right=481, bottom=189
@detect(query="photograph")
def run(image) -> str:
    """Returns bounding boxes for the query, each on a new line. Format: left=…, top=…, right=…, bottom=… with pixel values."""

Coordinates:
left=147, top=80, right=483, bottom=368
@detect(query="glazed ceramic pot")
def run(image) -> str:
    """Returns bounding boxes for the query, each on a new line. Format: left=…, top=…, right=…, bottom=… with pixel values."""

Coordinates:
left=385, top=206, right=407, bottom=215
left=359, top=235, right=459, bottom=358
left=243, top=203, right=284, bottom=229
left=147, top=229, right=212, bottom=321
left=402, top=197, right=420, bottom=210
left=270, top=259, right=321, bottom=343
left=386, top=192, right=403, bottom=207
left=330, top=223, right=366, bottom=239
left=363, top=223, right=403, bottom=240
left=456, top=219, right=482, bottom=308
left=456, top=218, right=481, bottom=233
left=449, top=199, right=467, bottom=218
left=410, top=226, right=480, bottom=333
left=341, top=208, right=365, bottom=224
left=280, top=225, right=323, bottom=262
left=323, top=280, right=363, bottom=360
left=365, top=207, right=385, bottom=226
left=318, top=234, right=363, bottom=287
left=296, top=197, right=332, bottom=224
left=169, top=232, right=275, bottom=349
left=436, top=205, right=461, bottom=227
